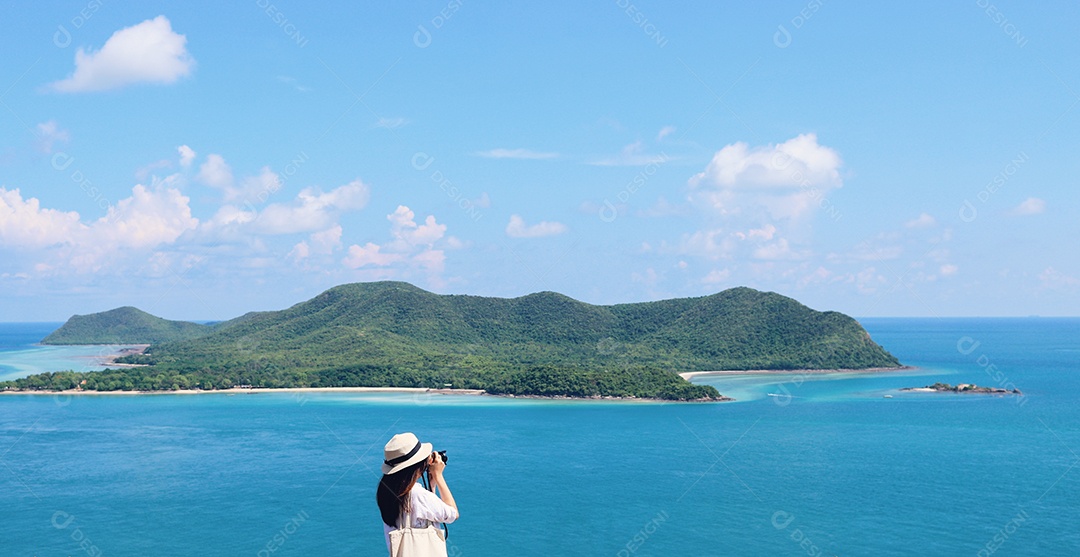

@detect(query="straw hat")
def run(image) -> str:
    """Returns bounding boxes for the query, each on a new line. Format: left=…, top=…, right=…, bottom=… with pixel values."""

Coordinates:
left=382, top=432, right=433, bottom=475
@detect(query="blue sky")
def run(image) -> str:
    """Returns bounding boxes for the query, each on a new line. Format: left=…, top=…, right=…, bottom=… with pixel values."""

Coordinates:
left=0, top=1, right=1077, bottom=320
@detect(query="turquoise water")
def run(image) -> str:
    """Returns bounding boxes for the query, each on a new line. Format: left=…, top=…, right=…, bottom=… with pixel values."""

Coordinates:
left=0, top=323, right=128, bottom=381
left=1, top=319, right=1078, bottom=555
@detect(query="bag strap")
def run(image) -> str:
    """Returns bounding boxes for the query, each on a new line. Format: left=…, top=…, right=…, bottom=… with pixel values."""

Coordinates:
left=400, top=500, right=449, bottom=541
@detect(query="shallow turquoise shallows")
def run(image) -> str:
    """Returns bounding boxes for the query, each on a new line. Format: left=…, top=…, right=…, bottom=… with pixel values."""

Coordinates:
left=0, top=322, right=122, bottom=381
left=1, top=318, right=1078, bottom=556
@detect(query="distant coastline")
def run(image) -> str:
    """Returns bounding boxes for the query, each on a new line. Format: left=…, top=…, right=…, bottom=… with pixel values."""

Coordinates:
left=680, top=366, right=914, bottom=380
left=0, top=361, right=898, bottom=403
left=0, top=385, right=726, bottom=403
left=0, top=386, right=475, bottom=397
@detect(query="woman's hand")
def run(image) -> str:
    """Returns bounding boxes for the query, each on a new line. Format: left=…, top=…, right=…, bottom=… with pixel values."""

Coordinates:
left=428, top=452, right=446, bottom=476
left=426, top=452, right=457, bottom=517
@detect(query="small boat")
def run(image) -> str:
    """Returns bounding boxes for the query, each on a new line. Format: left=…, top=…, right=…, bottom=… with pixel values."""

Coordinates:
left=767, top=393, right=784, bottom=397
left=883, top=395, right=893, bottom=399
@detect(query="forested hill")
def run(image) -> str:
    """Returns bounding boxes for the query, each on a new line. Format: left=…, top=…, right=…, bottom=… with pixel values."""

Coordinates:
left=138, top=281, right=898, bottom=371
left=41, top=307, right=210, bottom=345
left=18, top=282, right=900, bottom=400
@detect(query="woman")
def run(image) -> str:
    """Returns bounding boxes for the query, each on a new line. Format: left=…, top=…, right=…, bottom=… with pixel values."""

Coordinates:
left=377, top=432, right=459, bottom=555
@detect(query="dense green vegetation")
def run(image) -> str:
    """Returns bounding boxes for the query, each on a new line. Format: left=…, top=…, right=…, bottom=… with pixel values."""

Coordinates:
left=41, top=307, right=211, bottom=345
left=0, top=365, right=718, bottom=400
left=8, top=281, right=901, bottom=400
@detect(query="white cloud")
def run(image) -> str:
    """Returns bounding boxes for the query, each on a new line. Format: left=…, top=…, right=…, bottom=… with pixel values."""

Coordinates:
left=288, top=241, right=310, bottom=260
left=205, top=204, right=256, bottom=230
left=692, top=133, right=841, bottom=189
left=476, top=148, right=559, bottom=160
left=905, top=213, right=936, bottom=229
left=309, top=225, right=343, bottom=254
left=190, top=169, right=364, bottom=255
left=828, top=232, right=904, bottom=263
left=342, top=206, right=448, bottom=276
left=797, top=266, right=833, bottom=288
left=0, top=188, right=83, bottom=248
left=939, top=264, right=959, bottom=276
left=35, top=121, right=70, bottom=153
left=253, top=180, right=369, bottom=234
left=1039, top=267, right=1080, bottom=290
left=178, top=145, right=196, bottom=167
left=752, top=238, right=806, bottom=260
left=289, top=226, right=339, bottom=261
left=675, top=228, right=733, bottom=260
left=343, top=242, right=402, bottom=268
left=388, top=205, right=446, bottom=248
left=93, top=182, right=198, bottom=249
left=135, top=159, right=172, bottom=180
left=411, top=248, right=446, bottom=274
left=505, top=214, right=567, bottom=238
left=1010, top=197, right=1045, bottom=216
left=233, top=167, right=282, bottom=204
left=289, top=225, right=343, bottom=261
left=673, top=223, right=806, bottom=262
left=0, top=181, right=198, bottom=273
left=470, top=192, right=491, bottom=209
left=689, top=133, right=842, bottom=221
left=305, top=181, right=368, bottom=209
left=197, top=154, right=234, bottom=189
left=589, top=141, right=670, bottom=166
left=197, top=157, right=283, bottom=205
left=733, top=223, right=777, bottom=241
left=657, top=126, right=676, bottom=141
left=49, top=16, right=195, bottom=92
left=140, top=251, right=203, bottom=278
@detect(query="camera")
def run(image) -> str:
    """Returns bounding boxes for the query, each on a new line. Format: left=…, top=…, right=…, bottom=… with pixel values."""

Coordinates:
left=436, top=450, right=448, bottom=464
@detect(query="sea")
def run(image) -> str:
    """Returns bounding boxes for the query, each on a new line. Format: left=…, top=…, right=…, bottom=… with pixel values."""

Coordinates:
left=0, top=323, right=123, bottom=382
left=1, top=318, right=1078, bottom=556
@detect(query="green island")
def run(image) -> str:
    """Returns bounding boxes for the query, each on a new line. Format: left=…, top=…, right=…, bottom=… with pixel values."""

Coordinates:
left=3, top=281, right=901, bottom=401
left=40, top=306, right=211, bottom=345
left=901, top=382, right=1022, bottom=395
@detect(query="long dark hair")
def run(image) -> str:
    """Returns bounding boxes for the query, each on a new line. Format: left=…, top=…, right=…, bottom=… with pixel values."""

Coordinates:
left=377, top=459, right=428, bottom=527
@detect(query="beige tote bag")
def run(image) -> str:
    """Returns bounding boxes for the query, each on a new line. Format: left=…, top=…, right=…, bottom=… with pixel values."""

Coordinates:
left=388, top=509, right=448, bottom=557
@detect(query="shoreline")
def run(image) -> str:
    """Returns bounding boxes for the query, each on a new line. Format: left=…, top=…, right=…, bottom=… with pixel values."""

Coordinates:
left=0, top=386, right=471, bottom=396
left=680, top=366, right=914, bottom=380
left=104, top=344, right=150, bottom=367
left=489, top=392, right=732, bottom=403
left=0, top=386, right=725, bottom=403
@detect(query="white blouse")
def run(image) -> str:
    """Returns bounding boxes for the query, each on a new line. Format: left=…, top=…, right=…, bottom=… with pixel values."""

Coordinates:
left=382, top=482, right=459, bottom=553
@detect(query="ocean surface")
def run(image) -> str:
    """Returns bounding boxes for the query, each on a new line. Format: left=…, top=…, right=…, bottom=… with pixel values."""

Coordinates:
left=1, top=318, right=1078, bottom=556
left=0, top=322, right=125, bottom=381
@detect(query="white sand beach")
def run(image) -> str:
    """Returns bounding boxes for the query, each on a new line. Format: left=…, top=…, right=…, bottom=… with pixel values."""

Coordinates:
left=679, top=366, right=913, bottom=380
left=0, top=386, right=487, bottom=396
